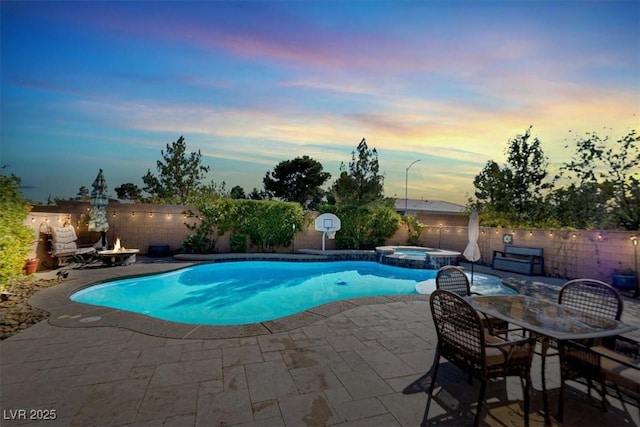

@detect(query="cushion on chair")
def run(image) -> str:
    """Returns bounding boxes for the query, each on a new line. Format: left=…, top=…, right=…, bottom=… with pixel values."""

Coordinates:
left=50, top=225, right=78, bottom=244
left=50, top=226, right=79, bottom=255
left=594, top=345, right=640, bottom=393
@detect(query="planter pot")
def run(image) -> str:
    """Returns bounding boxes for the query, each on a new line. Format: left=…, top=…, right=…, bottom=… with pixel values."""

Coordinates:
left=611, top=274, right=639, bottom=298
left=24, top=258, right=39, bottom=275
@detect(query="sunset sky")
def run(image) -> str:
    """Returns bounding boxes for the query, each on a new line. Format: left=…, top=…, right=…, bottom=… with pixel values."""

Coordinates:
left=2, top=1, right=638, bottom=205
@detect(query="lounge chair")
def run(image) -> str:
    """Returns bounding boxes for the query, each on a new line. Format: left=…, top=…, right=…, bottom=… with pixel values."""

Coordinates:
left=47, top=224, right=98, bottom=268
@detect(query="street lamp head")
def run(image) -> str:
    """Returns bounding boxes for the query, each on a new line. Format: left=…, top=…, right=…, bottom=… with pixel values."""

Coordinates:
left=406, top=159, right=421, bottom=171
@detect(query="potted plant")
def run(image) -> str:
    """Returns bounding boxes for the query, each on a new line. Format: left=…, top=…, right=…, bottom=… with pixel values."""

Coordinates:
left=23, top=257, right=40, bottom=275
left=611, top=268, right=639, bottom=298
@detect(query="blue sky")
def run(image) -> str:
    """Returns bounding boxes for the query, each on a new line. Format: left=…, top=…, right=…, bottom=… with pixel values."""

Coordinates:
left=2, top=1, right=638, bottom=205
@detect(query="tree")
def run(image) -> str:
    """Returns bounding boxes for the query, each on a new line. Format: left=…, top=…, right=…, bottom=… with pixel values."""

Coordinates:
left=505, top=126, right=552, bottom=222
left=263, top=156, right=331, bottom=209
left=560, top=129, right=640, bottom=230
left=142, top=136, right=210, bottom=204
left=0, top=174, right=34, bottom=291
left=248, top=188, right=267, bottom=200
left=229, top=185, right=246, bottom=199
left=472, top=160, right=512, bottom=214
left=471, top=127, right=552, bottom=226
left=114, top=183, right=142, bottom=202
left=76, top=186, right=90, bottom=200
left=331, top=138, right=384, bottom=205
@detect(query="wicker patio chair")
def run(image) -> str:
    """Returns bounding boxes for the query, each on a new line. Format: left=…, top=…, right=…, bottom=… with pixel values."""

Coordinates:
left=556, top=279, right=629, bottom=420
left=435, top=266, right=511, bottom=336
left=424, top=290, right=536, bottom=426
left=558, top=279, right=623, bottom=321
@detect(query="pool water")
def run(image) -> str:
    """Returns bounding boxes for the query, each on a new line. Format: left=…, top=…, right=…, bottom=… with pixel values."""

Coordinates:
left=71, top=261, right=516, bottom=325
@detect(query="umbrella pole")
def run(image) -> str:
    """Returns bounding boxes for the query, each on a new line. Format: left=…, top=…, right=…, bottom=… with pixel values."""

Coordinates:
left=101, top=231, right=107, bottom=249
left=470, top=262, right=474, bottom=285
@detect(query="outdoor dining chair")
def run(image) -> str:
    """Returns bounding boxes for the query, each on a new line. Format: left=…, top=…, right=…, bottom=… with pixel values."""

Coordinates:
left=424, top=289, right=536, bottom=426
left=555, top=279, right=629, bottom=420
left=558, top=335, right=639, bottom=421
left=435, top=266, right=511, bottom=336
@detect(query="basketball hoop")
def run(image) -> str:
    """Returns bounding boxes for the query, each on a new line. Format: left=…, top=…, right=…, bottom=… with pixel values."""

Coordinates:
left=314, top=213, right=341, bottom=250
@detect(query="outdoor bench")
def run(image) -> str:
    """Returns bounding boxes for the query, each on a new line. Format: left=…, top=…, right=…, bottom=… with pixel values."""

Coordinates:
left=492, top=245, right=544, bottom=275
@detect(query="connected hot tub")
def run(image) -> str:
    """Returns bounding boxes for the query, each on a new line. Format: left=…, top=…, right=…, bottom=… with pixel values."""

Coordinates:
left=375, top=245, right=461, bottom=270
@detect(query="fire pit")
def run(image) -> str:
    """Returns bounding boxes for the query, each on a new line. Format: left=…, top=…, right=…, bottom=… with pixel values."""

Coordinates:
left=97, top=238, right=139, bottom=267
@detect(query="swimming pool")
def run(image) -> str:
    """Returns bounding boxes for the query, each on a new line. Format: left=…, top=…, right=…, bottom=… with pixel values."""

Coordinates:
left=71, top=261, right=516, bottom=325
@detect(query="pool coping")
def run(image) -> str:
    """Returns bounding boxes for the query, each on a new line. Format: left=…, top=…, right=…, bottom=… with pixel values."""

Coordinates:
left=29, top=255, right=432, bottom=340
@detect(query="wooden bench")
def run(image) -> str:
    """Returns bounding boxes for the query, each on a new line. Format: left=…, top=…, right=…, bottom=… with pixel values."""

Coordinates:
left=492, top=245, right=544, bottom=275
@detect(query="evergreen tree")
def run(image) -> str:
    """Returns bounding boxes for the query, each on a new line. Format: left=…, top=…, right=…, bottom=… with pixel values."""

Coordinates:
left=263, top=156, right=331, bottom=209
left=142, top=136, right=210, bottom=204
left=331, top=138, right=384, bottom=205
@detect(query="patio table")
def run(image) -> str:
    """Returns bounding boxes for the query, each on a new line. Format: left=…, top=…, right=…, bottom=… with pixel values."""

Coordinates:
left=466, top=294, right=637, bottom=425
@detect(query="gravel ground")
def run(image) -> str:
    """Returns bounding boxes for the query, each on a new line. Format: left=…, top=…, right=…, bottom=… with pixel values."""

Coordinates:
left=0, top=276, right=65, bottom=340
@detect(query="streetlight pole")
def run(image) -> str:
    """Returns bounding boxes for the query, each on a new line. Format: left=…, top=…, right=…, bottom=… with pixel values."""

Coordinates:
left=405, top=159, right=421, bottom=215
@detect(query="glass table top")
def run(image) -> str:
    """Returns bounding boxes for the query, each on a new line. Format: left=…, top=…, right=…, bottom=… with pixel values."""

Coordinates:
left=466, top=295, right=636, bottom=340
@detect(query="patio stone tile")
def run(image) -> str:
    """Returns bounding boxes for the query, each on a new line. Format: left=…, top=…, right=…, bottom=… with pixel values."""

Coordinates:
left=289, top=365, right=342, bottom=393
left=195, top=389, right=253, bottom=427
left=74, top=359, right=136, bottom=386
left=354, top=346, right=415, bottom=379
left=202, top=337, right=241, bottom=350
left=180, top=348, right=222, bottom=362
left=256, top=334, right=296, bottom=352
left=149, top=358, right=222, bottom=388
left=245, top=360, right=298, bottom=402
left=29, top=364, right=88, bottom=384
left=350, top=327, right=385, bottom=341
left=123, top=333, right=168, bottom=350
left=222, top=344, right=263, bottom=367
left=72, top=378, right=149, bottom=426
left=134, top=345, right=183, bottom=366
left=24, top=341, right=83, bottom=362
left=281, top=345, right=344, bottom=370
left=376, top=334, right=432, bottom=355
left=165, top=414, right=197, bottom=426
left=199, top=378, right=224, bottom=395
left=334, top=368, right=393, bottom=399
left=301, top=324, right=334, bottom=339
left=51, top=384, right=95, bottom=420
left=67, top=343, right=124, bottom=365
left=239, top=337, right=258, bottom=346
left=334, top=350, right=367, bottom=372
left=129, top=365, right=155, bottom=380
left=261, top=350, right=283, bottom=362
left=117, top=348, right=142, bottom=363
left=325, top=334, right=367, bottom=352
left=234, top=416, right=286, bottom=427
left=378, top=390, right=427, bottom=426
left=223, top=365, right=248, bottom=391
left=334, top=397, right=389, bottom=422
left=292, top=337, right=329, bottom=348
left=278, top=392, right=341, bottom=426
left=0, top=340, right=45, bottom=365
left=332, top=413, right=402, bottom=426
left=324, top=387, right=355, bottom=406
left=1, top=379, right=64, bottom=409
left=0, top=360, right=46, bottom=384
left=137, top=383, right=198, bottom=422
left=251, top=398, right=281, bottom=420
left=395, top=349, right=435, bottom=374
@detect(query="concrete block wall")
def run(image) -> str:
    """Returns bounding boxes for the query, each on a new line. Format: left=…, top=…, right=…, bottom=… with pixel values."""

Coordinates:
left=27, top=202, right=638, bottom=283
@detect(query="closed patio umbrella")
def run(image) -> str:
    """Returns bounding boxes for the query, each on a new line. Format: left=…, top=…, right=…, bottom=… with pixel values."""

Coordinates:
left=463, top=211, right=481, bottom=284
left=88, top=169, right=109, bottom=249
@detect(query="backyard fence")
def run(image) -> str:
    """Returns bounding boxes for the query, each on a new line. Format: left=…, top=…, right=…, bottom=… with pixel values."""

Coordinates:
left=26, top=201, right=638, bottom=284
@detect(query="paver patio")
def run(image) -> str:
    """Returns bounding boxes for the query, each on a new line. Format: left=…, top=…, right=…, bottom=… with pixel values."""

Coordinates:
left=1, top=257, right=638, bottom=426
